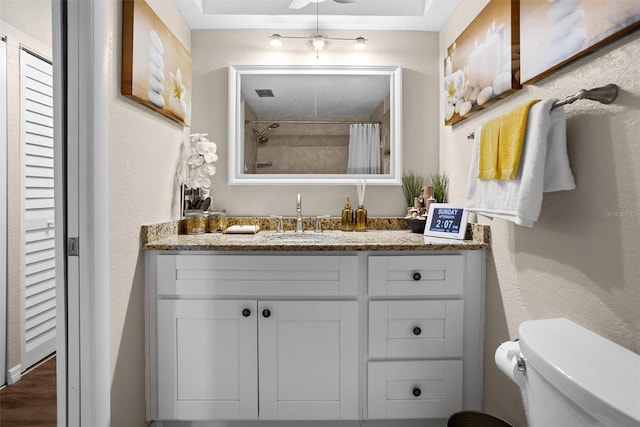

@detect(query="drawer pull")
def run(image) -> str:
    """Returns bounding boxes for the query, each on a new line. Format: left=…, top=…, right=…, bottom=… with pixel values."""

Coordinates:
left=412, top=326, right=422, bottom=336
left=412, top=272, right=421, bottom=281
left=262, top=309, right=271, bottom=318
left=242, top=308, right=251, bottom=318
left=412, top=387, right=421, bottom=397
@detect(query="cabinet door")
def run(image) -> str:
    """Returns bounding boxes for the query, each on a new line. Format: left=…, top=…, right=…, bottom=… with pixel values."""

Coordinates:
left=157, top=299, right=258, bottom=420
left=258, top=300, right=359, bottom=420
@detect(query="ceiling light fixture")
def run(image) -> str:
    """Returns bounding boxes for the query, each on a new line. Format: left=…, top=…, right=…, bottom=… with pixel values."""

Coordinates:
left=269, top=0, right=367, bottom=56
left=269, top=34, right=283, bottom=47
left=310, top=33, right=327, bottom=50
left=269, top=33, right=367, bottom=52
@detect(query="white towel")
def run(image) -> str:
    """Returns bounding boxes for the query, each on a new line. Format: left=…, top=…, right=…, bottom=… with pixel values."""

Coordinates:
left=464, top=99, right=575, bottom=227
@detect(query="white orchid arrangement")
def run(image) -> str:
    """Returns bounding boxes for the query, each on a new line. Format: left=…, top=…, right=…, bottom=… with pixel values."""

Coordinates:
left=186, top=133, right=218, bottom=190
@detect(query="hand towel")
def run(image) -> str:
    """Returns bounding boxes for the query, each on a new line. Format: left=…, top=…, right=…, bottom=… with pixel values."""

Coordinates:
left=464, top=99, right=576, bottom=227
left=478, top=99, right=540, bottom=180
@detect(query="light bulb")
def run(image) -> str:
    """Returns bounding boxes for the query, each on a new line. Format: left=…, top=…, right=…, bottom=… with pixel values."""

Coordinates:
left=311, top=35, right=326, bottom=50
left=269, top=34, right=283, bottom=47
left=355, top=36, right=367, bottom=49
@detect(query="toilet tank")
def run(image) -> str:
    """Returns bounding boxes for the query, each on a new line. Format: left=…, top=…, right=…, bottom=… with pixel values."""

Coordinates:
left=519, top=318, right=640, bottom=427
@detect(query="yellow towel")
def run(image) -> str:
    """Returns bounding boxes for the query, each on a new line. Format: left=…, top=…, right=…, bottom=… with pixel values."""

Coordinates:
left=478, top=99, right=540, bottom=180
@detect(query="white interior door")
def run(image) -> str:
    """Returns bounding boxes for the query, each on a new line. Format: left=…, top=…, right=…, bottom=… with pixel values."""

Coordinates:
left=20, top=48, right=56, bottom=370
left=1, top=35, right=8, bottom=386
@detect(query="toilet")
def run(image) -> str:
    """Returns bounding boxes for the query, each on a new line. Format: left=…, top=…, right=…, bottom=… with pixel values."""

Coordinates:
left=495, top=318, right=640, bottom=427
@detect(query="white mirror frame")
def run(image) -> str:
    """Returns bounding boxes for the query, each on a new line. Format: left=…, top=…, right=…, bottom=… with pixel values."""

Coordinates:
left=228, top=64, right=402, bottom=185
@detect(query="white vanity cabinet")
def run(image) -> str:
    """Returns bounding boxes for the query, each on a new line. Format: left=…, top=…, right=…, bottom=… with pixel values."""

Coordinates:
left=146, top=248, right=485, bottom=425
left=146, top=253, right=360, bottom=422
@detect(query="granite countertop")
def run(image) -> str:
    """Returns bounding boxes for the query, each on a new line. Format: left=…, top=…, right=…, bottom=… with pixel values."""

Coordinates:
left=141, top=217, right=490, bottom=252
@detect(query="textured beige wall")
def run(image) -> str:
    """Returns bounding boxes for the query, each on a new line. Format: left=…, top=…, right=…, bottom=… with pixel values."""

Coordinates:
left=440, top=2, right=640, bottom=426
left=191, top=30, right=440, bottom=217
left=107, top=0, right=191, bottom=424
left=0, top=5, right=52, bottom=374
left=0, top=0, right=52, bottom=48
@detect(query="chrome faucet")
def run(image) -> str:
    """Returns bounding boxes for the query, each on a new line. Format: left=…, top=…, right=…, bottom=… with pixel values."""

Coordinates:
left=295, top=193, right=303, bottom=233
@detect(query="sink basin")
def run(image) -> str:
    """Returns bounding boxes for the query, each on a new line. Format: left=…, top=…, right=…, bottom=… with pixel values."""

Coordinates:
left=259, top=232, right=331, bottom=243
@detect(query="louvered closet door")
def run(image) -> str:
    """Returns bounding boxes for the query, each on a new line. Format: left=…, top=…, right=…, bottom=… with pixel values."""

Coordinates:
left=20, top=48, right=56, bottom=370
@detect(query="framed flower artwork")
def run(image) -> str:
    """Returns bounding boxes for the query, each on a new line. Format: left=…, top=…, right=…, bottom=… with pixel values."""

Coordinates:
left=443, top=0, right=521, bottom=126
left=520, top=0, right=640, bottom=84
left=122, top=0, right=192, bottom=126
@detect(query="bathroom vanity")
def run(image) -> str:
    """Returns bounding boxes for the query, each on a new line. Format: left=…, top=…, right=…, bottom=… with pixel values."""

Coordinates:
left=144, top=226, right=488, bottom=425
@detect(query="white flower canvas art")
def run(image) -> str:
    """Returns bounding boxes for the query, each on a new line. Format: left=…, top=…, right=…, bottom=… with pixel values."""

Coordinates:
left=443, top=0, right=521, bottom=126
left=122, top=0, right=192, bottom=126
left=520, top=0, right=640, bottom=84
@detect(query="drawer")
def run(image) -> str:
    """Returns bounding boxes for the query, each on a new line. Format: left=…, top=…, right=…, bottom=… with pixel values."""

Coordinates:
left=368, top=360, right=462, bottom=419
left=156, top=254, right=358, bottom=297
left=368, top=255, right=463, bottom=296
left=369, top=300, right=463, bottom=358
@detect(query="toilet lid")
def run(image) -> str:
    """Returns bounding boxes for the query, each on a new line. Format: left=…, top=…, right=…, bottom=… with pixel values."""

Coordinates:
left=519, top=318, right=640, bottom=426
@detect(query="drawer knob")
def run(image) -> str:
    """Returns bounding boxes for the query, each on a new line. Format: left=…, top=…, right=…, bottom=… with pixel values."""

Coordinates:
left=242, top=308, right=251, bottom=318
left=262, top=309, right=271, bottom=318
left=412, top=387, right=421, bottom=397
left=412, top=272, right=421, bottom=281
left=413, top=326, right=422, bottom=336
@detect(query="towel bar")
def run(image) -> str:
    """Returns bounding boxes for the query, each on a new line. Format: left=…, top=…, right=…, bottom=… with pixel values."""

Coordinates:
left=466, top=84, right=619, bottom=140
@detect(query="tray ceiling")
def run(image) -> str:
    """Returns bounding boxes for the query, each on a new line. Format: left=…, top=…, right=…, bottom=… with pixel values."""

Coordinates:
left=175, top=0, right=462, bottom=31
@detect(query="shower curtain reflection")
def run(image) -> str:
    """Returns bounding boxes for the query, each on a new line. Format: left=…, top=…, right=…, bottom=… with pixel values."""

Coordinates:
left=347, top=123, right=381, bottom=174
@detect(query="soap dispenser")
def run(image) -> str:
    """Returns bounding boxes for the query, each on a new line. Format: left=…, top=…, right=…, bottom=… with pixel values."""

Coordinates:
left=341, top=196, right=354, bottom=231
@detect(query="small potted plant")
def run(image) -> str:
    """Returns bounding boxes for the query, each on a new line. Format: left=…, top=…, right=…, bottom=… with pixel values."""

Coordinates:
left=429, top=173, right=449, bottom=203
left=402, top=170, right=424, bottom=210
left=402, top=170, right=427, bottom=232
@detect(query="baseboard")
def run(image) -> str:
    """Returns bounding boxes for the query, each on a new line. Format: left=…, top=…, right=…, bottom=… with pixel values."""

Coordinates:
left=6, top=364, right=21, bottom=385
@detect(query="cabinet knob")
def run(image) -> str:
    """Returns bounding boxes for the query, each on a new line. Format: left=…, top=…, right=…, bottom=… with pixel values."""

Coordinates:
left=262, top=309, right=271, bottom=318
left=242, top=308, right=251, bottom=318
left=412, top=272, right=421, bottom=281
left=413, top=326, right=422, bottom=336
left=412, top=387, right=421, bottom=397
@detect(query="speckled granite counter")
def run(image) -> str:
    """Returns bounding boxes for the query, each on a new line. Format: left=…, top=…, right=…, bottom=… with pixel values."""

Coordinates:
left=142, top=218, right=490, bottom=252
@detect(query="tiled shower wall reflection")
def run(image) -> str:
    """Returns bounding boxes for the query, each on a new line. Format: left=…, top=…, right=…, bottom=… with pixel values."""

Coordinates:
left=245, top=95, right=391, bottom=175
left=257, top=120, right=353, bottom=174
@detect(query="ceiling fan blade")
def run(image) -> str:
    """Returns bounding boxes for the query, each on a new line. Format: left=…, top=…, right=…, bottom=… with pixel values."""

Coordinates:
left=289, top=0, right=325, bottom=9
left=289, top=0, right=311, bottom=9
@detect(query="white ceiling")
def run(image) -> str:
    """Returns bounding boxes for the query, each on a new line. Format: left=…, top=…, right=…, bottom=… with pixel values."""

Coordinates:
left=175, top=0, right=462, bottom=31
left=242, top=74, right=390, bottom=118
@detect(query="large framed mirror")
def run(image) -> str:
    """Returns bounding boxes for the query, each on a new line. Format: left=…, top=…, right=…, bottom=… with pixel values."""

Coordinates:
left=228, top=64, right=402, bottom=185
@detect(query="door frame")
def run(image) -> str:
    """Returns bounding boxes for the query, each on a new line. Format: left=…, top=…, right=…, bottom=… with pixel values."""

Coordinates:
left=1, top=35, right=7, bottom=387
left=52, top=0, right=110, bottom=425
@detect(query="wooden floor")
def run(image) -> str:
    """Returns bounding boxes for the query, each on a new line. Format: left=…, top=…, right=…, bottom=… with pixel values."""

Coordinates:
left=0, top=356, right=57, bottom=426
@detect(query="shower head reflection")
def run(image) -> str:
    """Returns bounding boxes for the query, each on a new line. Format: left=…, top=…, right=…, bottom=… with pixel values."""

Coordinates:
left=257, top=123, right=280, bottom=144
